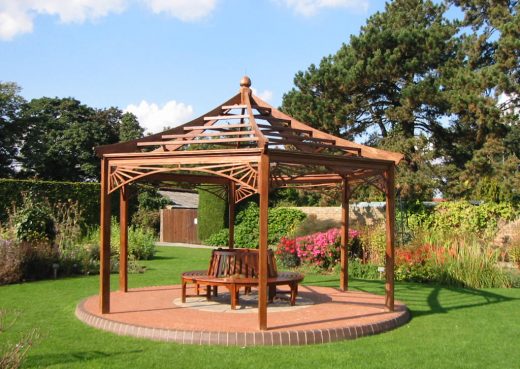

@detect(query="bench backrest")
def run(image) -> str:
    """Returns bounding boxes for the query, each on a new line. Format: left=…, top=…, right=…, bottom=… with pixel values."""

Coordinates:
left=207, top=248, right=278, bottom=278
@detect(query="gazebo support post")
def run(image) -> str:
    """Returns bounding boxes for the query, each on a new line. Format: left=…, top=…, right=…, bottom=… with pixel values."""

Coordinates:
left=228, top=181, right=236, bottom=249
left=385, top=165, right=396, bottom=311
left=119, top=185, right=128, bottom=292
left=99, top=158, right=111, bottom=313
left=340, top=177, right=349, bottom=291
left=258, top=154, right=270, bottom=330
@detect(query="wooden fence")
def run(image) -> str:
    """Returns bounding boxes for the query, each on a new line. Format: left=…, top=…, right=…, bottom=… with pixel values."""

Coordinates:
left=160, top=208, right=199, bottom=244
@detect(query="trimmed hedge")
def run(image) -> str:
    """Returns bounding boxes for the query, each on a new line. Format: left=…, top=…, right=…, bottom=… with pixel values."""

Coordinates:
left=197, top=188, right=227, bottom=241
left=205, top=202, right=307, bottom=248
left=0, top=178, right=116, bottom=227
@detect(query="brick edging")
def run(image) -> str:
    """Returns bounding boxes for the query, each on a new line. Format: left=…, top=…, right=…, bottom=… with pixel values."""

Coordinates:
left=75, top=298, right=410, bottom=346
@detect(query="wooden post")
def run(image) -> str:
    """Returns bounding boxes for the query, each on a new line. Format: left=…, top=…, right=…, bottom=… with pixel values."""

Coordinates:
left=385, top=165, right=396, bottom=311
left=119, top=186, right=128, bottom=292
left=258, top=154, right=269, bottom=330
left=99, top=158, right=111, bottom=313
left=340, top=177, right=349, bottom=291
left=228, top=181, right=236, bottom=249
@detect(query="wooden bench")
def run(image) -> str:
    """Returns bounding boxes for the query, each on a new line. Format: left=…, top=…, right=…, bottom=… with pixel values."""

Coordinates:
left=181, top=248, right=304, bottom=309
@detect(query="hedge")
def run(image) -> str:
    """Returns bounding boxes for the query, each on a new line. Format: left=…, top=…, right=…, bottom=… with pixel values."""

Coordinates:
left=205, top=202, right=307, bottom=248
left=197, top=188, right=227, bottom=242
left=0, top=178, right=118, bottom=227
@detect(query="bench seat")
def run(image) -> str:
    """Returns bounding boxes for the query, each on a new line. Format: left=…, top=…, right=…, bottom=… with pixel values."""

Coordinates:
left=181, top=271, right=304, bottom=309
left=181, top=248, right=304, bottom=309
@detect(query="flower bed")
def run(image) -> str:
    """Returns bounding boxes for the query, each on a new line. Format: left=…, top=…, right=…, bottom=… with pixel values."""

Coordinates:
left=276, top=228, right=360, bottom=270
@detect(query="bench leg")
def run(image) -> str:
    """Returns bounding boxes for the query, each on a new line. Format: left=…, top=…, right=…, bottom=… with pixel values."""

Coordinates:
left=182, top=281, right=187, bottom=303
left=206, top=286, right=211, bottom=300
left=268, top=285, right=276, bottom=303
left=290, top=283, right=298, bottom=306
left=213, top=286, right=218, bottom=297
left=196, top=284, right=200, bottom=296
left=230, top=285, right=237, bottom=310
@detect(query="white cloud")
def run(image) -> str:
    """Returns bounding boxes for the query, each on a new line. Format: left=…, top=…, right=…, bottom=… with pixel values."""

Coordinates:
left=125, top=100, right=194, bottom=134
left=251, top=88, right=273, bottom=102
left=275, top=0, right=369, bottom=16
left=144, top=0, right=216, bottom=21
left=0, top=7, right=33, bottom=40
left=0, top=0, right=216, bottom=40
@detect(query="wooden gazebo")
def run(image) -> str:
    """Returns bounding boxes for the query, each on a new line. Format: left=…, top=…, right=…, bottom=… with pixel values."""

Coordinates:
left=95, top=76, right=403, bottom=331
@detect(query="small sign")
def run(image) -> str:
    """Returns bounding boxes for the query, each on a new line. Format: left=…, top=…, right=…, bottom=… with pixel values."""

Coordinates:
left=377, top=266, right=385, bottom=273
left=194, top=218, right=198, bottom=225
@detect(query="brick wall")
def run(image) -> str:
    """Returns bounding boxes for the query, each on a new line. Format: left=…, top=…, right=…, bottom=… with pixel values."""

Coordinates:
left=288, top=204, right=386, bottom=226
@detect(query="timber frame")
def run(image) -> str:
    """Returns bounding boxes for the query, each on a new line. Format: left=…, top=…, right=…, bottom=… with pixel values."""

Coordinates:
left=95, top=76, right=403, bottom=331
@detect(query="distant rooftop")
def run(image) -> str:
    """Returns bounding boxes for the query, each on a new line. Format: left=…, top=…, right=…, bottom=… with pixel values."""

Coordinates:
left=159, top=190, right=198, bottom=209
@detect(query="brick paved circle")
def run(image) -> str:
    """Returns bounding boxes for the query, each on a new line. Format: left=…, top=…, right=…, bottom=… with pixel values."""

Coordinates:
left=76, top=285, right=410, bottom=345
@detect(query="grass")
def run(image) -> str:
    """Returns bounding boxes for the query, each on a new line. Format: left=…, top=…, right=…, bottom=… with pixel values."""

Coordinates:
left=1, top=246, right=519, bottom=369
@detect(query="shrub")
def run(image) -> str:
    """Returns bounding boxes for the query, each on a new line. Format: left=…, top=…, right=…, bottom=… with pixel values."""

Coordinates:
left=347, top=258, right=380, bottom=280
left=0, top=240, right=24, bottom=284
left=11, top=197, right=55, bottom=242
left=407, top=201, right=518, bottom=237
left=0, top=179, right=101, bottom=227
left=0, top=240, right=58, bottom=284
left=131, top=208, right=160, bottom=233
left=276, top=237, right=300, bottom=268
left=510, top=245, right=520, bottom=269
left=276, top=228, right=360, bottom=270
left=205, top=203, right=306, bottom=248
left=82, top=218, right=156, bottom=260
left=131, top=186, right=172, bottom=234
left=198, top=189, right=226, bottom=241
left=358, top=223, right=386, bottom=264
left=395, top=235, right=513, bottom=288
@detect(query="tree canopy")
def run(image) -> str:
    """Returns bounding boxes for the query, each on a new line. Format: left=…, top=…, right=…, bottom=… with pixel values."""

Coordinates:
left=0, top=82, right=25, bottom=177
left=282, top=0, right=519, bottom=202
left=0, top=86, right=144, bottom=182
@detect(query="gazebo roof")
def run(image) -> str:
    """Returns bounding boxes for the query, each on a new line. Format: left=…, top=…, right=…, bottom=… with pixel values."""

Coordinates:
left=95, top=77, right=403, bottom=202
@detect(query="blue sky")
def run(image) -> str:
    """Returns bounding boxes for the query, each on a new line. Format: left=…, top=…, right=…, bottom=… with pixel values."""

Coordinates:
left=0, top=0, right=388, bottom=133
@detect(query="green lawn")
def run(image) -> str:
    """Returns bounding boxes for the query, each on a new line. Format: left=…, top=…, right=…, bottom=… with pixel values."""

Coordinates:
left=1, top=246, right=519, bottom=369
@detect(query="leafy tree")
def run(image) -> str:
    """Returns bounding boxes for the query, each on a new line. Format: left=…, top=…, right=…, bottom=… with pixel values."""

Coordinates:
left=282, top=0, right=456, bottom=200
left=119, top=112, right=144, bottom=141
left=0, top=82, right=25, bottom=177
left=439, top=0, right=520, bottom=199
left=17, top=98, right=144, bottom=181
left=282, top=0, right=519, bottom=202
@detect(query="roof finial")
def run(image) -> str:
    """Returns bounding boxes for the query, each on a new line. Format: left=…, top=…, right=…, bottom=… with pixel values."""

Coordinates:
left=240, top=75, right=251, bottom=88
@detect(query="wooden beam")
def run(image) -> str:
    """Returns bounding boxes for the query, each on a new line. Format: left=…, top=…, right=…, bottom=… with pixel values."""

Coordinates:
left=184, top=123, right=252, bottom=131
left=274, top=174, right=343, bottom=184
left=258, top=154, right=269, bottom=330
left=268, top=150, right=393, bottom=170
left=221, top=104, right=272, bottom=115
left=204, top=114, right=249, bottom=120
left=258, top=124, right=312, bottom=135
left=162, top=131, right=254, bottom=139
left=228, top=181, right=236, bottom=249
left=145, top=172, right=229, bottom=185
left=221, top=104, right=246, bottom=110
left=137, top=137, right=259, bottom=147
left=267, top=138, right=360, bottom=154
left=99, top=158, right=111, bottom=313
left=104, top=147, right=262, bottom=158
left=119, top=186, right=128, bottom=293
left=241, top=85, right=266, bottom=148
left=385, top=165, right=396, bottom=311
left=340, top=177, right=349, bottom=291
